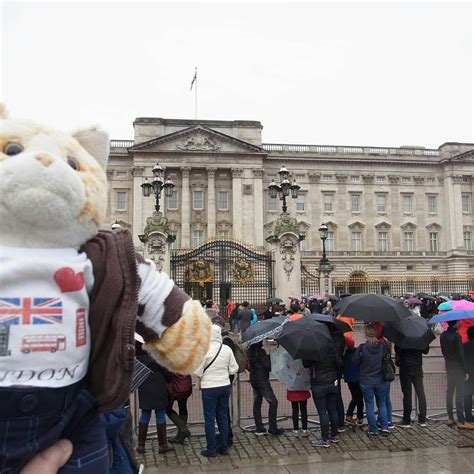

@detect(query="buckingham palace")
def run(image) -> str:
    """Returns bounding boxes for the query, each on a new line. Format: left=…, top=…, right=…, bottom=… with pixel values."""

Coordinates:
left=106, top=116, right=474, bottom=299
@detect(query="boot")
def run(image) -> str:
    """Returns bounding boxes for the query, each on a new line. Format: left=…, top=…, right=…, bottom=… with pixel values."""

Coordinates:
left=157, top=423, right=174, bottom=454
left=136, top=423, right=148, bottom=454
left=168, top=413, right=191, bottom=444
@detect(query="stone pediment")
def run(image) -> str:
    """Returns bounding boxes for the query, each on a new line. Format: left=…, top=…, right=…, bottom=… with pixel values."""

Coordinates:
left=129, top=125, right=265, bottom=154
left=374, top=221, right=391, bottom=230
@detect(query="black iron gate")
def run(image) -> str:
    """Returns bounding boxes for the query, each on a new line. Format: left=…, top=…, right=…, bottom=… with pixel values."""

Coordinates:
left=301, top=264, right=320, bottom=297
left=170, top=239, right=274, bottom=313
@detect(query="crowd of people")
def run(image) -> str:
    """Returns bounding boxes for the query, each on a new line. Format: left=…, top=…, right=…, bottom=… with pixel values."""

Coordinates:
left=132, top=293, right=474, bottom=458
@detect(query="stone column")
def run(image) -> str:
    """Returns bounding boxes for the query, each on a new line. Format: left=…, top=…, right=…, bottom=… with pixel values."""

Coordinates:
left=207, top=167, right=217, bottom=238
left=266, top=214, right=308, bottom=302
left=132, top=166, right=145, bottom=246
left=138, top=212, right=174, bottom=274
left=253, top=169, right=264, bottom=246
left=181, top=167, right=191, bottom=247
left=232, top=168, right=243, bottom=239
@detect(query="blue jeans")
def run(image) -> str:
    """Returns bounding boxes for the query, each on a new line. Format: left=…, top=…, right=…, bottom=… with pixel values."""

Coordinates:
left=0, top=382, right=108, bottom=474
left=201, top=385, right=231, bottom=454
left=360, top=382, right=388, bottom=433
left=139, top=408, right=166, bottom=425
left=311, top=383, right=339, bottom=441
left=377, top=382, right=392, bottom=425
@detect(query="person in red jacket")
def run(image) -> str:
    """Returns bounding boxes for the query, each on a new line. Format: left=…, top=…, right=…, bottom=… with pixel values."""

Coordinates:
left=287, top=388, right=311, bottom=436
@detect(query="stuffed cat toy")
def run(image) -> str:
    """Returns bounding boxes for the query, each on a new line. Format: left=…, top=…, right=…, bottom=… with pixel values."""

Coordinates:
left=0, top=105, right=211, bottom=473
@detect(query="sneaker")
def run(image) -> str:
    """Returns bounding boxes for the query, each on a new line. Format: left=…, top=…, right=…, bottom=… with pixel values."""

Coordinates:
left=357, top=418, right=364, bottom=426
left=300, top=429, right=310, bottom=437
left=418, top=421, right=427, bottom=427
left=312, top=439, right=331, bottom=448
left=293, top=429, right=300, bottom=437
left=367, top=430, right=379, bottom=438
left=337, top=427, right=346, bottom=433
left=457, top=422, right=474, bottom=430
left=330, top=435, right=340, bottom=444
left=397, top=422, right=412, bottom=429
left=380, top=429, right=390, bottom=436
left=218, top=449, right=229, bottom=455
left=200, top=449, right=218, bottom=458
left=268, top=428, right=285, bottom=436
left=387, top=422, right=395, bottom=430
left=254, top=428, right=268, bottom=436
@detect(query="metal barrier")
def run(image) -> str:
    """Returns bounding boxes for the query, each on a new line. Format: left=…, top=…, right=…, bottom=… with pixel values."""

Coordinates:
left=131, top=353, right=458, bottom=436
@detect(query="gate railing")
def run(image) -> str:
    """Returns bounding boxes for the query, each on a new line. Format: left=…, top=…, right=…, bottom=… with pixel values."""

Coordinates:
left=332, top=275, right=474, bottom=296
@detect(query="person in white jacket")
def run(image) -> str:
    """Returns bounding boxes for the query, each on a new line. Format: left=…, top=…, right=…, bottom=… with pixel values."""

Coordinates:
left=195, top=324, right=239, bottom=457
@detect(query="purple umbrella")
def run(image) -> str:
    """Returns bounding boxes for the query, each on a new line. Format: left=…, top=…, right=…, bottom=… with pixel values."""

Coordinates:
left=406, top=297, right=422, bottom=305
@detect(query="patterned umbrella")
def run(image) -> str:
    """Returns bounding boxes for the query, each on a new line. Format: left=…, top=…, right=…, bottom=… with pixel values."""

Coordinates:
left=242, top=316, right=287, bottom=346
left=270, top=345, right=311, bottom=390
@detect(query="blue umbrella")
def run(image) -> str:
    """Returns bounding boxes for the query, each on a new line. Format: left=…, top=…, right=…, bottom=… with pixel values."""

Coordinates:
left=429, top=310, right=474, bottom=324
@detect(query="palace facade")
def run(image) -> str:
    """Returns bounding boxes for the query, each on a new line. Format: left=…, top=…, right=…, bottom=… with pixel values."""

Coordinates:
left=107, top=117, right=474, bottom=293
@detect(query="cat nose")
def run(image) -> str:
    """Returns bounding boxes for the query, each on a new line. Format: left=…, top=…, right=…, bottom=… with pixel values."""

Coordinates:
left=34, top=154, right=53, bottom=167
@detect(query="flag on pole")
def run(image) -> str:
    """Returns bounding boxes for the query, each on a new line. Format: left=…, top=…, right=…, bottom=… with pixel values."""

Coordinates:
left=190, top=67, right=197, bottom=91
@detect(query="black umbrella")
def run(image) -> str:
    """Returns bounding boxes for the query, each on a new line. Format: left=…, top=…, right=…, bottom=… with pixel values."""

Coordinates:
left=266, top=297, right=283, bottom=305
left=276, top=317, right=333, bottom=360
left=416, top=293, right=436, bottom=301
left=383, top=314, right=435, bottom=350
left=308, top=313, right=353, bottom=333
left=242, top=316, right=287, bottom=346
left=333, top=293, right=411, bottom=322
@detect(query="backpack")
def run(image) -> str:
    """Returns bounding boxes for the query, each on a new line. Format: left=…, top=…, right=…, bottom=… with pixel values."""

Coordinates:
left=168, top=374, right=192, bottom=401
left=232, top=342, right=249, bottom=373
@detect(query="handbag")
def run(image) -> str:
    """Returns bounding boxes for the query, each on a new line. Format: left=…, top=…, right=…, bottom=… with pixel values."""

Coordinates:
left=197, top=343, right=223, bottom=390
left=382, top=351, right=395, bottom=382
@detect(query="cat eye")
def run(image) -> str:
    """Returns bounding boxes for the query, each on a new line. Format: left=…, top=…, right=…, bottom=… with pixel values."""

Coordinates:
left=3, top=143, right=23, bottom=156
left=67, top=156, right=79, bottom=170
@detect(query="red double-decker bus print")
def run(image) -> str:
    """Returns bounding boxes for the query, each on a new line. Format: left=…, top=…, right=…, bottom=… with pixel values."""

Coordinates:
left=21, top=334, right=66, bottom=353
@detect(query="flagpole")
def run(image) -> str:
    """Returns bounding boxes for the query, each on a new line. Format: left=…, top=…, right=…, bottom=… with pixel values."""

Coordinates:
left=194, top=67, right=198, bottom=119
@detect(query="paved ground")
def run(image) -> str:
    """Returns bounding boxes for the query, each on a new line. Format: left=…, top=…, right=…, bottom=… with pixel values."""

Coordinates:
left=138, top=421, right=474, bottom=473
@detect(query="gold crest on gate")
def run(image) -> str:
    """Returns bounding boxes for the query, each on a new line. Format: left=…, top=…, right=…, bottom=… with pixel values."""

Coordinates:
left=188, top=260, right=214, bottom=287
left=231, top=258, right=255, bottom=284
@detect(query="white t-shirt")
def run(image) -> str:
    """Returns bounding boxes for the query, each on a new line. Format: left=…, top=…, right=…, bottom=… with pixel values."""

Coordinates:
left=0, top=246, right=94, bottom=388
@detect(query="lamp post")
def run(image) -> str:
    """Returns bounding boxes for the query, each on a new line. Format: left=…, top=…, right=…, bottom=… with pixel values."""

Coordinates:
left=268, top=165, right=300, bottom=213
left=318, top=223, right=333, bottom=294
left=141, top=163, right=175, bottom=213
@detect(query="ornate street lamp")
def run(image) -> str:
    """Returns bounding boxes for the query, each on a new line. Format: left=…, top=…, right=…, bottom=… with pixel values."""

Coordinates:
left=318, top=223, right=332, bottom=293
left=268, top=165, right=301, bottom=213
left=141, top=163, right=175, bottom=212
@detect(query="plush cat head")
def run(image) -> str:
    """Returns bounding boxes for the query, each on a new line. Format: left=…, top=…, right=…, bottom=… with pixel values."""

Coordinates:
left=0, top=105, right=109, bottom=248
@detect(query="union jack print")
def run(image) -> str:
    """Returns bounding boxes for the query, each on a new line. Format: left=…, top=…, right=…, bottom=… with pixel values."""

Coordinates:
left=0, top=298, right=63, bottom=325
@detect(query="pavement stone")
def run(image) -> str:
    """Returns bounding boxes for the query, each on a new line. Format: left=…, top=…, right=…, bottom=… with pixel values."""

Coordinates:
left=137, top=420, right=474, bottom=472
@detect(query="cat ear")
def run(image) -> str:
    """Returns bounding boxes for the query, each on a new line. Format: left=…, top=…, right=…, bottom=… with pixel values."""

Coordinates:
left=73, top=127, right=109, bottom=170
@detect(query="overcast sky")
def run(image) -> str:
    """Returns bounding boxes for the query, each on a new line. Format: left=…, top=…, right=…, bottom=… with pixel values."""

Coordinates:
left=2, top=0, right=473, bottom=148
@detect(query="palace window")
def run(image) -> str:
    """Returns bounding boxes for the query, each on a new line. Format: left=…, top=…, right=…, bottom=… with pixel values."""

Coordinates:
left=351, top=194, right=361, bottom=213
left=296, top=194, right=305, bottom=212
left=378, top=232, right=388, bottom=252
left=462, top=193, right=471, bottom=213
left=323, top=194, right=334, bottom=212
left=218, top=191, right=229, bottom=211
left=464, top=231, right=472, bottom=250
left=376, top=176, right=386, bottom=183
left=192, top=229, right=204, bottom=246
left=116, top=191, right=127, bottom=211
left=429, top=232, right=438, bottom=252
left=193, top=190, right=204, bottom=210
left=326, top=231, right=335, bottom=251
left=350, top=175, right=360, bottom=182
left=167, top=190, right=178, bottom=210
left=427, top=195, right=437, bottom=214
left=404, top=232, right=414, bottom=251
left=402, top=194, right=413, bottom=213
left=376, top=194, right=386, bottom=213
left=267, top=192, right=277, bottom=211
left=351, top=232, right=362, bottom=251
